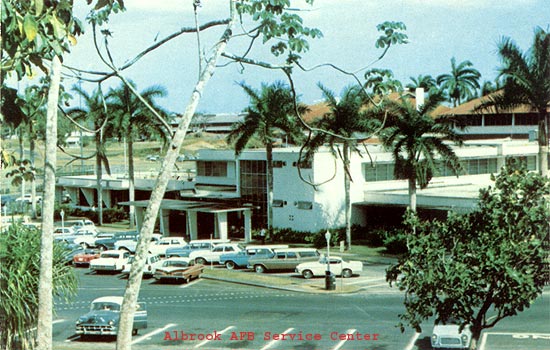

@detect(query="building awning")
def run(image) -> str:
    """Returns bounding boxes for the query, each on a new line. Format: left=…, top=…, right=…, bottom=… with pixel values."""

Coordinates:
left=118, top=199, right=253, bottom=214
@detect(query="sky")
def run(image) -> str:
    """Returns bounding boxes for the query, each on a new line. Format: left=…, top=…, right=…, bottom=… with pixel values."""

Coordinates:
left=57, top=0, right=549, bottom=115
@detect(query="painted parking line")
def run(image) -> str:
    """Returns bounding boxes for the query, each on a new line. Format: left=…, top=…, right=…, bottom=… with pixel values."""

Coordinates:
left=132, top=323, right=177, bottom=345
left=404, top=332, right=421, bottom=350
left=360, top=283, right=390, bottom=289
left=332, top=328, right=356, bottom=350
left=180, top=278, right=203, bottom=289
left=260, top=327, right=294, bottom=350
left=194, top=326, right=234, bottom=348
left=28, top=319, right=66, bottom=334
left=478, top=332, right=550, bottom=350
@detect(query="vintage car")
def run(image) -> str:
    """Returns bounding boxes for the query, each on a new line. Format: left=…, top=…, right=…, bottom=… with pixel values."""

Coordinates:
left=73, top=249, right=101, bottom=267
left=153, top=257, right=204, bottom=283
left=248, top=248, right=320, bottom=273
left=75, top=296, right=147, bottom=336
left=95, top=231, right=138, bottom=251
left=114, top=233, right=162, bottom=253
left=431, top=319, right=472, bottom=349
left=165, top=239, right=230, bottom=258
left=189, top=243, right=245, bottom=265
left=76, top=232, right=115, bottom=249
left=219, top=245, right=288, bottom=269
left=90, top=250, right=130, bottom=273
left=148, top=236, right=187, bottom=256
left=295, top=256, right=363, bottom=279
left=121, top=254, right=164, bottom=277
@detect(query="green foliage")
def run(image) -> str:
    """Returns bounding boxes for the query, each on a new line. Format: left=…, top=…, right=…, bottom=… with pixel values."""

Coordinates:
left=387, top=159, right=550, bottom=343
left=270, top=227, right=313, bottom=244
left=63, top=206, right=128, bottom=224
left=0, top=224, right=78, bottom=349
left=436, top=57, right=481, bottom=106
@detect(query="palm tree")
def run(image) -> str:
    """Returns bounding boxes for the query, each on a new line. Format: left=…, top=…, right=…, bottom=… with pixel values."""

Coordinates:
left=304, top=84, right=372, bottom=250
left=406, top=74, right=438, bottom=93
left=66, top=86, right=111, bottom=225
left=227, top=81, right=305, bottom=237
left=107, top=81, right=170, bottom=229
left=437, top=57, right=481, bottom=107
left=372, top=92, right=464, bottom=212
left=483, top=27, right=549, bottom=176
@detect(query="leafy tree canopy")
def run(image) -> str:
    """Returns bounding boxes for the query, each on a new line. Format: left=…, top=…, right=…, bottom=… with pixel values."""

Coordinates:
left=387, top=158, right=550, bottom=348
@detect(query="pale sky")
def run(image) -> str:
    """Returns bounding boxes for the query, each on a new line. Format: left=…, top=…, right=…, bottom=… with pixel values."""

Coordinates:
left=59, top=0, right=548, bottom=114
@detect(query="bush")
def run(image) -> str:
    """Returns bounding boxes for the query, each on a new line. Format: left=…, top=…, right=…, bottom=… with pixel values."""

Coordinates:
left=270, top=228, right=312, bottom=244
left=382, top=228, right=408, bottom=254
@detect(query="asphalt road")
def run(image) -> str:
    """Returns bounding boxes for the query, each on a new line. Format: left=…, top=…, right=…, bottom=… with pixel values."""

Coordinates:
left=52, top=267, right=550, bottom=350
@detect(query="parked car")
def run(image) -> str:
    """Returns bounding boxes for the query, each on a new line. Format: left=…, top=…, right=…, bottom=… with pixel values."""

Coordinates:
left=121, top=254, right=163, bottom=277
left=248, top=248, right=320, bottom=273
left=15, top=194, right=42, bottom=204
left=166, top=239, right=230, bottom=258
left=53, top=226, right=76, bottom=236
left=219, top=245, right=288, bottom=270
left=189, top=243, right=245, bottom=265
left=153, top=257, right=204, bottom=283
left=431, top=319, right=472, bottom=349
left=60, top=219, right=96, bottom=231
left=90, top=250, right=130, bottom=273
left=148, top=237, right=187, bottom=256
left=95, top=231, right=138, bottom=251
left=76, top=232, right=115, bottom=248
left=57, top=241, right=85, bottom=265
left=295, top=256, right=363, bottom=279
left=114, top=233, right=162, bottom=253
left=73, top=249, right=101, bottom=267
left=75, top=296, right=147, bottom=336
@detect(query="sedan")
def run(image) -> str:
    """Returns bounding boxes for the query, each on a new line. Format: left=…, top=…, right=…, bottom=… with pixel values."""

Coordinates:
left=153, top=257, right=204, bottom=283
left=73, top=249, right=100, bottom=267
left=295, top=256, right=363, bottom=279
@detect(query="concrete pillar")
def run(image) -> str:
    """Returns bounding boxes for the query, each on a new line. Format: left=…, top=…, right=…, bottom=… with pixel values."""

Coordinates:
left=81, top=188, right=94, bottom=207
left=496, top=144, right=505, bottom=170
left=187, top=211, right=198, bottom=240
left=216, top=212, right=228, bottom=240
left=102, top=189, right=112, bottom=208
left=243, top=209, right=252, bottom=243
left=135, top=207, right=144, bottom=232
left=159, top=209, right=170, bottom=236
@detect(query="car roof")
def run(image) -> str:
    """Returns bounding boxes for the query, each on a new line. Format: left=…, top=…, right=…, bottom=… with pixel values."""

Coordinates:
left=273, top=248, right=318, bottom=252
left=93, top=296, right=123, bottom=304
left=101, top=250, right=126, bottom=254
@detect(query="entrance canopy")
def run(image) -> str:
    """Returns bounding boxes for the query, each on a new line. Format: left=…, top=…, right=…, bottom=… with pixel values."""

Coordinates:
left=119, top=199, right=254, bottom=242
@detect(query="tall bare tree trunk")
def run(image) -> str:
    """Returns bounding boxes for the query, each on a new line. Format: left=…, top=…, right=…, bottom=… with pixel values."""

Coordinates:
left=343, top=143, right=352, bottom=251
left=538, top=111, right=548, bottom=177
left=128, top=138, right=135, bottom=229
left=36, top=54, right=61, bottom=350
left=95, top=126, right=103, bottom=225
left=266, top=140, right=274, bottom=236
left=409, top=177, right=417, bottom=212
left=116, top=4, right=236, bottom=349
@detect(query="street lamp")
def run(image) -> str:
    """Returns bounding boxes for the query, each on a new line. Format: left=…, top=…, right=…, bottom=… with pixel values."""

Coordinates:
left=324, top=230, right=335, bottom=290
left=60, top=209, right=65, bottom=229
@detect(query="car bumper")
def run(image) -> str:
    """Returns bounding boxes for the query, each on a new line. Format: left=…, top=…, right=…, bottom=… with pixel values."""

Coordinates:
left=76, top=325, right=117, bottom=335
left=90, top=265, right=119, bottom=271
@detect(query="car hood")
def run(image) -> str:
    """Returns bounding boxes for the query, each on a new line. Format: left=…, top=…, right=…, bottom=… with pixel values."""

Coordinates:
left=78, top=310, right=119, bottom=324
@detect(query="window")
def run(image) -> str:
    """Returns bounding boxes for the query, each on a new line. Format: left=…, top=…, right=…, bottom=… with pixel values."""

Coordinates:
left=272, top=200, right=285, bottom=207
left=364, top=163, right=395, bottom=182
left=484, top=113, right=513, bottom=126
left=292, top=159, right=312, bottom=169
left=295, top=201, right=313, bottom=210
left=197, top=161, right=227, bottom=177
left=287, top=252, right=297, bottom=258
left=273, top=160, right=286, bottom=168
left=515, top=113, right=538, bottom=126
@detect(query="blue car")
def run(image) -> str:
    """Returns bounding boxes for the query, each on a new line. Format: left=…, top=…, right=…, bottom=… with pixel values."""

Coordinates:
left=219, top=245, right=287, bottom=269
left=165, top=239, right=230, bottom=258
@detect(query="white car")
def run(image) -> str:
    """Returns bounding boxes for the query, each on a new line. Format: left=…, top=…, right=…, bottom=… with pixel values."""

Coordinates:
left=148, top=237, right=187, bottom=257
left=295, top=256, right=363, bottom=279
left=75, top=232, right=114, bottom=248
left=121, top=254, right=163, bottom=277
left=189, top=243, right=245, bottom=265
left=431, top=320, right=472, bottom=349
left=15, top=194, right=42, bottom=204
left=90, top=250, right=130, bottom=273
left=115, top=233, right=163, bottom=253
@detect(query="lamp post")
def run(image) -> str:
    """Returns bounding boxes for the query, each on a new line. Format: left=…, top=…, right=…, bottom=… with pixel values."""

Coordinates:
left=60, top=209, right=65, bottom=230
left=325, top=230, right=335, bottom=290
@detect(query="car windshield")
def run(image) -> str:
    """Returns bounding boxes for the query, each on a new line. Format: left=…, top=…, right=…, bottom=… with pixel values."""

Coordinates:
left=101, top=253, right=120, bottom=259
left=91, top=302, right=120, bottom=311
left=164, top=260, right=188, bottom=267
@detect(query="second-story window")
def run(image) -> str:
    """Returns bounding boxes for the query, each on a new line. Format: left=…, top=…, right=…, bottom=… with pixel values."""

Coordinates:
left=197, top=161, right=227, bottom=177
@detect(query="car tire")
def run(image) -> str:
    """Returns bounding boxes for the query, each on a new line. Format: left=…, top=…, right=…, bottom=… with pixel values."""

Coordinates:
left=225, top=261, right=236, bottom=270
left=302, top=270, right=314, bottom=279
left=195, top=257, right=207, bottom=265
left=254, top=265, right=266, bottom=273
left=342, top=269, right=353, bottom=278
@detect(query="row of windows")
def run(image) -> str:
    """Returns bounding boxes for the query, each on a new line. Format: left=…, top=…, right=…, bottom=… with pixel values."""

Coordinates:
left=363, top=156, right=536, bottom=182
left=273, top=200, right=313, bottom=210
left=197, top=161, right=227, bottom=177
left=458, top=113, right=538, bottom=126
